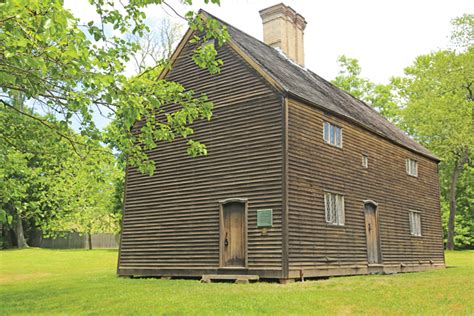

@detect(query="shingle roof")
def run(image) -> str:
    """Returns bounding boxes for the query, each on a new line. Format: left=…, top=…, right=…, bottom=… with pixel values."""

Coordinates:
left=200, top=10, right=438, bottom=161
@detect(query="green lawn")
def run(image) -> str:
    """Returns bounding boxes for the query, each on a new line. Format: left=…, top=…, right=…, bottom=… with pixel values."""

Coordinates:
left=0, top=249, right=473, bottom=315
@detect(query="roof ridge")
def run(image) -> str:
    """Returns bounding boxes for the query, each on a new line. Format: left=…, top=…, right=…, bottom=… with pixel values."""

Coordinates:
left=199, top=9, right=284, bottom=56
left=196, top=8, right=437, bottom=161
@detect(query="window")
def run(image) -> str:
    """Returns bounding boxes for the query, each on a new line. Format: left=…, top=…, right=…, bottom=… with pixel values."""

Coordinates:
left=323, top=122, right=342, bottom=147
left=406, top=158, right=418, bottom=177
left=362, top=155, right=368, bottom=168
left=409, top=211, right=422, bottom=236
left=324, top=192, right=345, bottom=225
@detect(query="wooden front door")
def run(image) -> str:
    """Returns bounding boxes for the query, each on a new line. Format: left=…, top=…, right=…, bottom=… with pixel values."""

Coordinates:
left=220, top=201, right=246, bottom=267
left=364, top=202, right=381, bottom=264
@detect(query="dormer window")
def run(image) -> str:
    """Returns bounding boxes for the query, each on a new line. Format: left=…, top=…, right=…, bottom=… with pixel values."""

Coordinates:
left=406, top=159, right=418, bottom=177
left=323, top=122, right=342, bottom=148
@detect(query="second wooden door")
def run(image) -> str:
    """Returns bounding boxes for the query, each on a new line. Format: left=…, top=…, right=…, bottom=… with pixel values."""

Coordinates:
left=222, top=202, right=246, bottom=267
left=364, top=202, right=381, bottom=264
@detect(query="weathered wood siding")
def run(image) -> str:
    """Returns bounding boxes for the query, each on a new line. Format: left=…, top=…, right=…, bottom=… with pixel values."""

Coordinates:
left=287, top=98, right=444, bottom=270
left=118, top=39, right=283, bottom=275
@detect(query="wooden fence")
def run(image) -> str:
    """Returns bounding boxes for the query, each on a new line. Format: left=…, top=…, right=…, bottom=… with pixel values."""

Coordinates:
left=40, top=232, right=119, bottom=249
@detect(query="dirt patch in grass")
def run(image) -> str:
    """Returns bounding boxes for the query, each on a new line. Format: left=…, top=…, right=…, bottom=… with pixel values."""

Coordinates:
left=0, top=272, right=53, bottom=284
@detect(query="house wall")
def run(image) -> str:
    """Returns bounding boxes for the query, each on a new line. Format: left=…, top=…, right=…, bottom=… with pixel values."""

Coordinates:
left=118, top=38, right=284, bottom=277
left=287, top=98, right=444, bottom=277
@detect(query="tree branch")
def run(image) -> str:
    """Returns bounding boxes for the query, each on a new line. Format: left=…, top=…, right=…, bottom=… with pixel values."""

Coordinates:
left=1, top=99, right=82, bottom=156
left=162, top=1, right=186, bottom=20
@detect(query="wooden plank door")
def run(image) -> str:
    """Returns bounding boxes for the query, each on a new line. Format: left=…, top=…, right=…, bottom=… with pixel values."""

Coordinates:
left=221, top=202, right=246, bottom=267
left=364, top=202, right=381, bottom=264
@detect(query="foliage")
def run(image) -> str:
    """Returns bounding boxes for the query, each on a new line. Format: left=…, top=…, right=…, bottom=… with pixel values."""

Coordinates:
left=393, top=42, right=473, bottom=249
left=0, top=100, right=121, bottom=240
left=0, top=249, right=473, bottom=314
left=393, top=48, right=473, bottom=159
left=441, top=165, right=474, bottom=248
left=332, top=55, right=400, bottom=121
left=0, top=0, right=229, bottom=175
left=127, top=18, right=183, bottom=73
left=450, top=14, right=474, bottom=49
left=39, top=146, right=122, bottom=237
left=333, top=15, right=473, bottom=249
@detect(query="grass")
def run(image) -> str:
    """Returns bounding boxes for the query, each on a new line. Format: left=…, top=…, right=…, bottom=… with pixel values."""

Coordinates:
left=0, top=249, right=473, bottom=315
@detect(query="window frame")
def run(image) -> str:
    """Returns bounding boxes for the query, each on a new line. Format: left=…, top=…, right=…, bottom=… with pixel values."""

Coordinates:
left=409, top=210, right=422, bottom=237
left=324, top=191, right=345, bottom=226
left=323, top=121, right=343, bottom=148
left=406, top=158, right=418, bottom=177
left=362, top=154, right=369, bottom=168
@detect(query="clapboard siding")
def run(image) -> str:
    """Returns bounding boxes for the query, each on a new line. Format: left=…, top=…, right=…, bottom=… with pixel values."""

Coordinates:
left=118, top=23, right=444, bottom=279
left=287, top=99, right=444, bottom=269
left=118, top=39, right=283, bottom=272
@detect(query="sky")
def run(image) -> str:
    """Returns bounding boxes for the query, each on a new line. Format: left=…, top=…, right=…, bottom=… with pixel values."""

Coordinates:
left=66, top=0, right=472, bottom=82
left=63, top=0, right=472, bottom=128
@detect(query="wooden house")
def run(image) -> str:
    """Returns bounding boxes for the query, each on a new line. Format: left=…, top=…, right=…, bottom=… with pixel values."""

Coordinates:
left=117, top=4, right=445, bottom=283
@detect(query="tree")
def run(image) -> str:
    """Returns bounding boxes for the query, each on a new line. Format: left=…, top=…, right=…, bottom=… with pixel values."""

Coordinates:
left=0, top=0, right=230, bottom=241
left=0, top=0, right=229, bottom=176
left=0, top=97, right=121, bottom=248
left=43, top=149, right=121, bottom=249
left=441, top=165, right=474, bottom=248
left=109, top=17, right=184, bottom=233
left=450, top=14, right=474, bottom=50
left=332, top=55, right=400, bottom=121
left=127, top=18, right=183, bottom=74
left=0, top=93, right=68, bottom=247
left=394, top=16, right=473, bottom=250
left=333, top=16, right=473, bottom=249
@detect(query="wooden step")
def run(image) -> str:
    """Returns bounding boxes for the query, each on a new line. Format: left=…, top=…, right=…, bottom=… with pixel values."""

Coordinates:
left=201, top=274, right=259, bottom=284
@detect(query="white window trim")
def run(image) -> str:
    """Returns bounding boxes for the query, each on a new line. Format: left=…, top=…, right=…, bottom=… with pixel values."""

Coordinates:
left=323, top=121, right=343, bottom=148
left=324, top=192, right=345, bottom=226
left=406, top=158, right=418, bottom=177
left=362, top=154, right=368, bottom=168
left=409, top=210, right=422, bottom=236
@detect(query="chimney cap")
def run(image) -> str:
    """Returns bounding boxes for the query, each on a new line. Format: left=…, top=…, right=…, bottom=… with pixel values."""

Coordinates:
left=259, top=3, right=307, bottom=28
left=259, top=2, right=307, bottom=66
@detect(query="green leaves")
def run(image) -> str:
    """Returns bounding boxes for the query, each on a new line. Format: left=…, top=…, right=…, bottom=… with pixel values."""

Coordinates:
left=192, top=40, right=224, bottom=74
left=332, top=55, right=400, bottom=121
left=333, top=14, right=473, bottom=248
left=0, top=100, right=122, bottom=234
left=395, top=48, right=474, bottom=159
left=392, top=16, right=474, bottom=249
left=0, top=210, right=13, bottom=225
left=450, top=14, right=474, bottom=50
left=187, top=140, right=208, bottom=157
left=0, top=0, right=229, bottom=175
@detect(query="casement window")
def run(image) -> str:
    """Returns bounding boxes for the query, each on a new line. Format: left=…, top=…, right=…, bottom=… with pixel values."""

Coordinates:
left=323, top=122, right=342, bottom=147
left=409, top=210, right=422, bottom=236
left=324, top=192, right=345, bottom=226
left=406, top=158, right=418, bottom=177
left=362, top=154, right=368, bottom=168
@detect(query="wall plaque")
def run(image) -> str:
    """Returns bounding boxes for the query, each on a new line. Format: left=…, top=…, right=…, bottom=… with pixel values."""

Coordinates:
left=257, top=209, right=273, bottom=228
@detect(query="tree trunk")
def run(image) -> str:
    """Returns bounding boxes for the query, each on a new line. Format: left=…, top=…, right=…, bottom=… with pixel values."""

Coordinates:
left=13, top=213, right=28, bottom=248
left=88, top=233, right=93, bottom=250
left=447, top=149, right=470, bottom=250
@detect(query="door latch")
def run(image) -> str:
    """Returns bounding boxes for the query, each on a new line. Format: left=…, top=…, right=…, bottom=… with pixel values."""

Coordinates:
left=224, top=232, right=229, bottom=247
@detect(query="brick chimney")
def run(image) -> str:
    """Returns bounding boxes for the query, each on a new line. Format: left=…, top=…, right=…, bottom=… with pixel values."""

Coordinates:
left=259, top=3, right=307, bottom=66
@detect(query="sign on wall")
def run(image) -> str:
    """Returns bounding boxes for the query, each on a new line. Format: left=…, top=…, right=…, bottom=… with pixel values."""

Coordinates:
left=257, top=209, right=273, bottom=228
